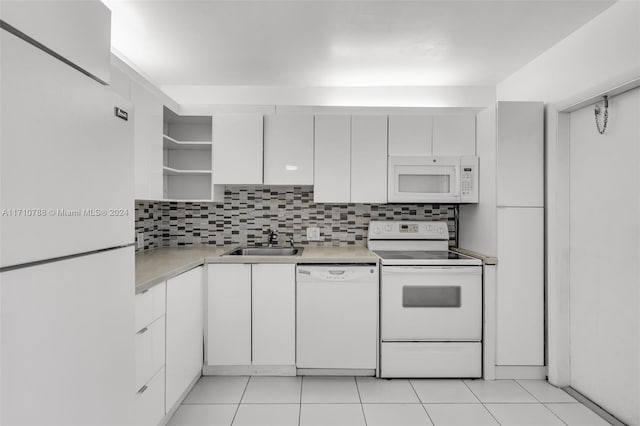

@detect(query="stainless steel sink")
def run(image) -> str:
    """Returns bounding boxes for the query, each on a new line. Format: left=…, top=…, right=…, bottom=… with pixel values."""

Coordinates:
left=222, top=246, right=304, bottom=256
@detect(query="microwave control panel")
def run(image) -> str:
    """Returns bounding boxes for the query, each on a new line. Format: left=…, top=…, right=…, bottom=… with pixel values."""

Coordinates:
left=460, top=156, right=479, bottom=203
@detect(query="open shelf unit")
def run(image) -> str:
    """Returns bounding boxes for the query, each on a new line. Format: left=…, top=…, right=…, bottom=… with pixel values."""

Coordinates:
left=162, top=107, right=214, bottom=201
left=162, top=134, right=212, bottom=150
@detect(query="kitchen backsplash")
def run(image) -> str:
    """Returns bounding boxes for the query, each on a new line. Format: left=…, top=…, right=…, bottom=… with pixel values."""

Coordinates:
left=135, top=186, right=457, bottom=251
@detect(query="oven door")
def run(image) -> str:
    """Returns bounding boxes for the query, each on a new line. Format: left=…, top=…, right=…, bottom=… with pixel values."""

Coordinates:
left=381, top=266, right=482, bottom=341
left=388, top=156, right=460, bottom=203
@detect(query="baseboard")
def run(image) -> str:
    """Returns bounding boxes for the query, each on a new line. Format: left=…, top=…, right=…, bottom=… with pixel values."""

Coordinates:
left=563, top=387, right=628, bottom=426
left=159, top=371, right=201, bottom=425
left=494, top=365, right=547, bottom=379
left=297, top=368, right=376, bottom=376
left=203, top=365, right=297, bottom=376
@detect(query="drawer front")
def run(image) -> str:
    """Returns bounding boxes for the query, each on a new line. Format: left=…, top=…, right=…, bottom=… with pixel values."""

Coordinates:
left=135, top=367, right=165, bottom=426
left=135, top=282, right=166, bottom=332
left=381, top=342, right=481, bottom=378
left=136, top=316, right=165, bottom=391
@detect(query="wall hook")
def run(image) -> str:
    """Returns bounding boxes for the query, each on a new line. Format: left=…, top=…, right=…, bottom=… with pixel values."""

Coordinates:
left=594, top=95, right=609, bottom=135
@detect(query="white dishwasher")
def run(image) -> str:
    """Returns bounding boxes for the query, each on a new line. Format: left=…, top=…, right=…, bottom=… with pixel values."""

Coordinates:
left=296, top=264, right=378, bottom=371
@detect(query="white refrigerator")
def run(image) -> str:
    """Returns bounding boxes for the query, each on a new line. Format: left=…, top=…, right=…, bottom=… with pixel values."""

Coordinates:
left=0, top=16, right=135, bottom=426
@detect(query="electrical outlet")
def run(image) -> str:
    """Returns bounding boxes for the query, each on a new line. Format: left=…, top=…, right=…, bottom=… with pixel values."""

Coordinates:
left=136, top=232, right=144, bottom=249
left=306, top=227, right=321, bottom=241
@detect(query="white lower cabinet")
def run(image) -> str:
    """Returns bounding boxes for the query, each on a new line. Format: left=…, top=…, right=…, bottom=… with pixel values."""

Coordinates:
left=135, top=316, right=166, bottom=391
left=135, top=367, right=165, bottom=426
left=166, top=266, right=204, bottom=412
left=207, top=263, right=252, bottom=365
left=134, top=287, right=166, bottom=426
left=134, top=266, right=204, bottom=425
left=207, top=263, right=296, bottom=368
left=252, top=264, right=296, bottom=365
left=496, top=207, right=544, bottom=366
left=135, top=282, right=166, bottom=334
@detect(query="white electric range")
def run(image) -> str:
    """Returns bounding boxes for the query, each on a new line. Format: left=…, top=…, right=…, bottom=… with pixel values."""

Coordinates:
left=368, top=220, right=483, bottom=378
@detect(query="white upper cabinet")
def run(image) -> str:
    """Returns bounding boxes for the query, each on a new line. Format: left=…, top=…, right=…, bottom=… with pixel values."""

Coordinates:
left=0, top=0, right=111, bottom=83
left=314, top=115, right=351, bottom=203
left=388, top=115, right=433, bottom=156
left=264, top=115, right=314, bottom=185
left=432, top=115, right=476, bottom=156
left=213, top=114, right=264, bottom=185
left=351, top=116, right=388, bottom=203
left=496, top=102, right=544, bottom=207
left=131, top=81, right=164, bottom=200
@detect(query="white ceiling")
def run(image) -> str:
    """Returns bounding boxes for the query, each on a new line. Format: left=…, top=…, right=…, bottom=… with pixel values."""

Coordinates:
left=104, top=0, right=615, bottom=88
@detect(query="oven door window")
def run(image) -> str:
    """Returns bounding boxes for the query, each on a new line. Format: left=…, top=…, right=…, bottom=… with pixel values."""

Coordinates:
left=402, top=285, right=461, bottom=308
left=398, top=174, right=451, bottom=194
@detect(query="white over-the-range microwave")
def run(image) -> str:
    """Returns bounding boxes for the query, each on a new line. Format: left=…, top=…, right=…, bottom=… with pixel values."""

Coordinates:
left=387, top=156, right=479, bottom=203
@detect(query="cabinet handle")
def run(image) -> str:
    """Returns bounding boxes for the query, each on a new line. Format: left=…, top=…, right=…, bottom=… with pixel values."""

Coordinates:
left=137, top=385, right=148, bottom=394
left=140, top=289, right=149, bottom=294
left=137, top=327, right=148, bottom=335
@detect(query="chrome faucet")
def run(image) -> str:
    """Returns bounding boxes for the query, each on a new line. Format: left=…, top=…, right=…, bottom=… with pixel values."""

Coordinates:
left=288, top=235, right=295, bottom=248
left=267, top=229, right=278, bottom=247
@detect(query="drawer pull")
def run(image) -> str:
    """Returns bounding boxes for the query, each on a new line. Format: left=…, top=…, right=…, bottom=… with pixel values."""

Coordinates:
left=137, top=385, right=148, bottom=394
left=137, top=327, right=148, bottom=335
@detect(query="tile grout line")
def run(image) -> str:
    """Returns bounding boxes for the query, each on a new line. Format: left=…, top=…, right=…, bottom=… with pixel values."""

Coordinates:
left=513, top=380, right=569, bottom=426
left=461, top=380, right=504, bottom=425
left=354, top=377, right=368, bottom=426
left=408, top=380, right=436, bottom=426
left=230, top=376, right=251, bottom=426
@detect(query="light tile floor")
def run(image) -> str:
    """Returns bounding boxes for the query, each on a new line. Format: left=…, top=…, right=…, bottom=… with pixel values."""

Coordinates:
left=168, top=377, right=611, bottom=426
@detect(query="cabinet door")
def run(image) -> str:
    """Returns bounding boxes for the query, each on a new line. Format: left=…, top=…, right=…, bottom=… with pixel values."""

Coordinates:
left=314, top=115, right=351, bottom=202
left=496, top=207, right=544, bottom=366
left=213, top=114, right=263, bottom=184
left=166, top=267, right=204, bottom=411
left=351, top=116, right=388, bottom=203
left=432, top=115, right=476, bottom=156
left=131, top=80, right=164, bottom=200
left=252, top=264, right=296, bottom=365
left=264, top=115, right=314, bottom=185
left=496, top=102, right=544, bottom=207
left=135, top=316, right=165, bottom=391
left=135, top=368, right=165, bottom=426
left=207, top=264, right=252, bottom=365
left=388, top=115, right=433, bottom=156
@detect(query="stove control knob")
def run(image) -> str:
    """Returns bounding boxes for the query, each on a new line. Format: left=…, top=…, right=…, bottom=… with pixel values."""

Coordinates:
left=385, top=224, right=393, bottom=232
left=372, top=226, right=381, bottom=234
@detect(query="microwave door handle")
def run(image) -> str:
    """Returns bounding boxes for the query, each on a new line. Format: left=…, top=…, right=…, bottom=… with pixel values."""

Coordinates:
left=453, top=165, right=460, bottom=197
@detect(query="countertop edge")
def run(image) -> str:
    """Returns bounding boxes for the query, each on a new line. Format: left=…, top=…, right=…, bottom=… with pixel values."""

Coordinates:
left=136, top=259, right=205, bottom=293
left=452, top=247, right=498, bottom=265
left=136, top=248, right=379, bottom=294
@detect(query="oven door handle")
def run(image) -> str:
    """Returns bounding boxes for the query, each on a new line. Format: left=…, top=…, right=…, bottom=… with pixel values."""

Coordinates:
left=382, top=266, right=481, bottom=275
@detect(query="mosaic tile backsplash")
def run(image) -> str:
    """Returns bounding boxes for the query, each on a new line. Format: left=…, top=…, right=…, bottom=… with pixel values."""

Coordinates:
left=135, top=186, right=457, bottom=251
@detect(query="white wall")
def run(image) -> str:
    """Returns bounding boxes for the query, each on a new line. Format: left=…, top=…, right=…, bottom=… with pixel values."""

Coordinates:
left=494, top=0, right=640, bottom=402
left=162, top=85, right=496, bottom=109
left=497, top=1, right=640, bottom=106
left=568, top=87, right=639, bottom=426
